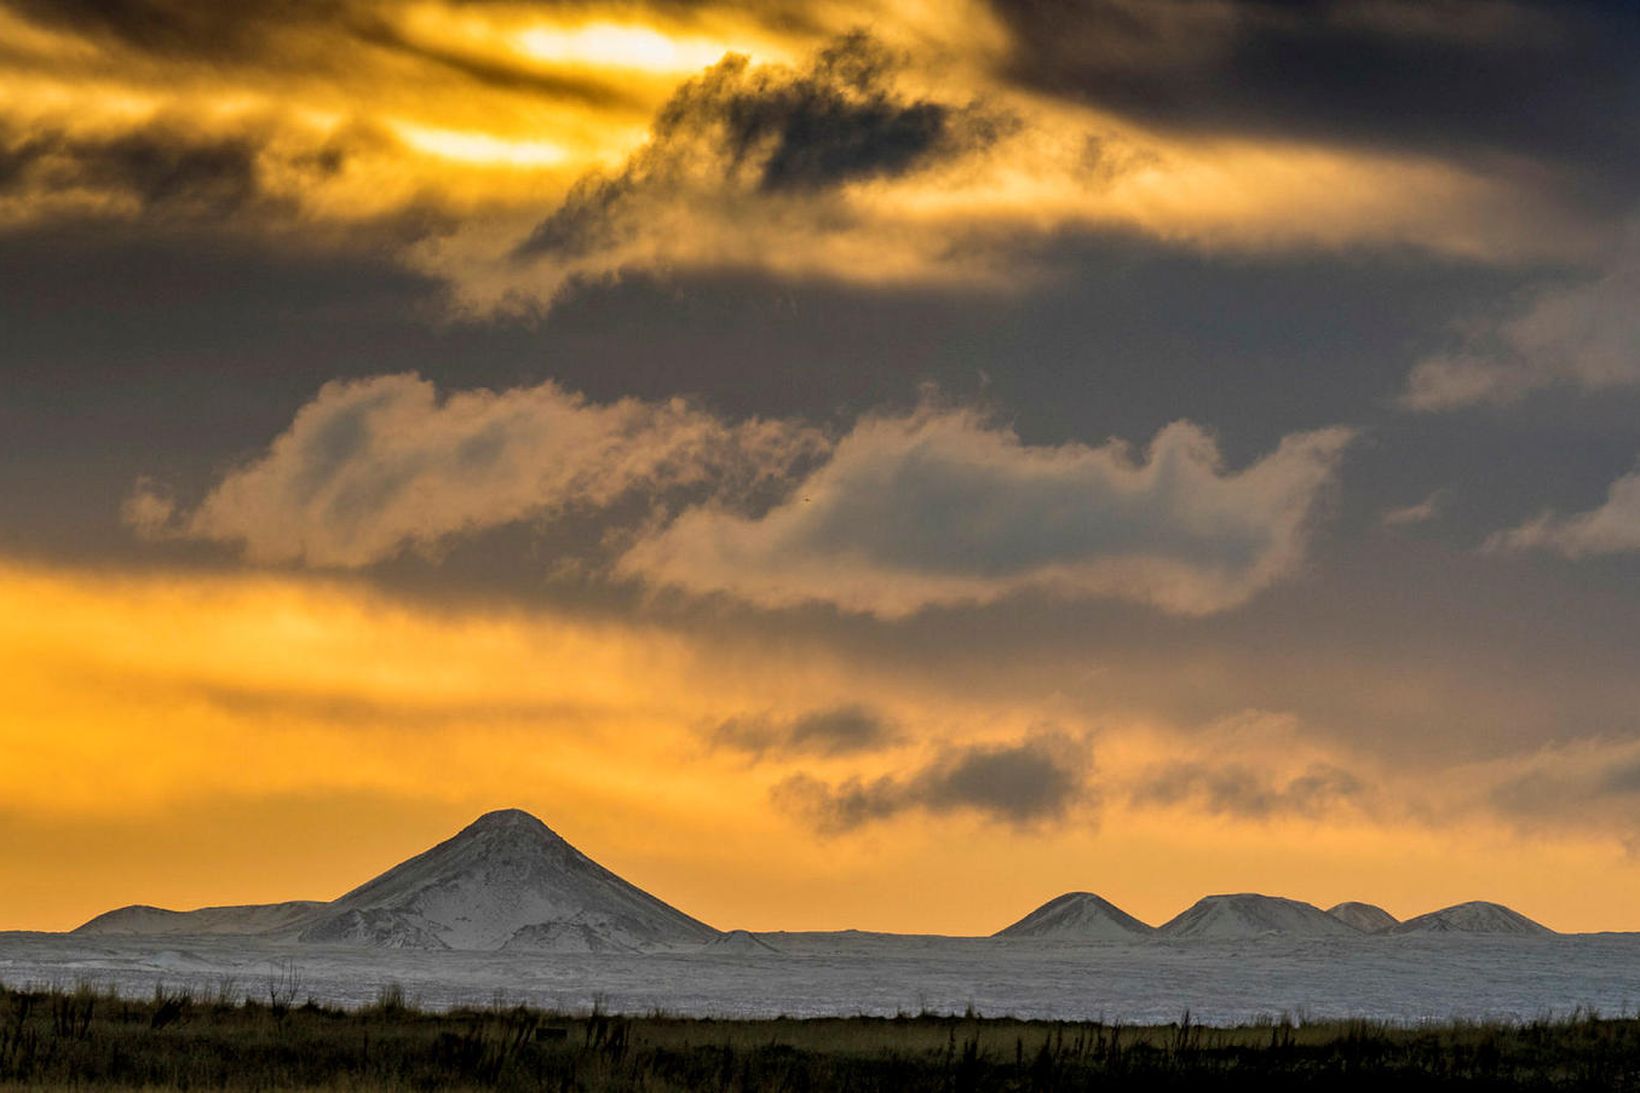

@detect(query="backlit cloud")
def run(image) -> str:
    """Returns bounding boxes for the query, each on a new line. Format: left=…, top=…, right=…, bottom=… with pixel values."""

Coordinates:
left=130, top=373, right=826, bottom=566
left=621, top=409, right=1355, bottom=617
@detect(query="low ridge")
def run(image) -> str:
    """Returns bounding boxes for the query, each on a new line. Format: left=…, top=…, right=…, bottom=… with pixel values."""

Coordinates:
left=73, top=901, right=324, bottom=938
left=1392, top=901, right=1553, bottom=936
left=1160, top=894, right=1361, bottom=940
left=994, top=892, right=1154, bottom=940
left=1326, top=901, right=1399, bottom=934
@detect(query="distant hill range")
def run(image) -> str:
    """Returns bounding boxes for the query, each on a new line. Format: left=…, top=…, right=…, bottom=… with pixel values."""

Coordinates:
left=995, top=891, right=1554, bottom=941
left=74, top=808, right=1558, bottom=950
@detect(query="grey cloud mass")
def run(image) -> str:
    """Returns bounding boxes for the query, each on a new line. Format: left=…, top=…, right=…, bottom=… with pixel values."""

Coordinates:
left=772, top=731, right=1091, bottom=833
left=621, top=408, right=1355, bottom=617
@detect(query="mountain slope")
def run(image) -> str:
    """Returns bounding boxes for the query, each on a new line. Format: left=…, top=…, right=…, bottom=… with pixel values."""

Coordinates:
left=1160, top=894, right=1361, bottom=940
left=1326, top=901, right=1399, bottom=934
left=1392, top=901, right=1553, bottom=936
left=294, top=809, right=720, bottom=951
left=993, top=892, right=1154, bottom=940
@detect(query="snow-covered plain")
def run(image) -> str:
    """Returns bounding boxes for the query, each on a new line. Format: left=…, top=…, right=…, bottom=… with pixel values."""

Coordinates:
left=4, top=930, right=1640, bottom=1026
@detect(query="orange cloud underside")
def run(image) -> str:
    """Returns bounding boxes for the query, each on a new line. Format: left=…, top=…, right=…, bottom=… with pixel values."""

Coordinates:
left=5, top=558, right=1640, bottom=935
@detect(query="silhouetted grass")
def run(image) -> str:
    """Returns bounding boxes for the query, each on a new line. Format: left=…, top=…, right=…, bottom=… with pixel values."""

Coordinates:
left=5, top=981, right=1640, bottom=1089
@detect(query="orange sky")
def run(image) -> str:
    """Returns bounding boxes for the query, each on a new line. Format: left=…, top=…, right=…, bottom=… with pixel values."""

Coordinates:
left=5, top=557, right=1639, bottom=935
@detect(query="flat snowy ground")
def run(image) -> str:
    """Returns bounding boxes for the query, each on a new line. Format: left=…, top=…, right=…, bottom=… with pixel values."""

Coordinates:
left=3, top=932, right=1639, bottom=1025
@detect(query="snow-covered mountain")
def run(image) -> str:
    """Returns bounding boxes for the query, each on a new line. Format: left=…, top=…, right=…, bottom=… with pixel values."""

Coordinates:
left=1392, top=901, right=1553, bottom=936
left=294, top=809, right=720, bottom=951
left=1159, top=894, right=1361, bottom=940
left=993, top=892, right=1155, bottom=940
left=77, top=809, right=720, bottom=952
left=1326, top=901, right=1399, bottom=934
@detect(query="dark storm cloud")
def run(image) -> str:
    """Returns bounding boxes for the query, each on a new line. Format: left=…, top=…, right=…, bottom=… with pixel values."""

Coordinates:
left=1131, top=761, right=1365, bottom=819
left=1, top=0, right=346, bottom=58
left=987, top=0, right=1640, bottom=198
left=515, top=31, right=1010, bottom=260
left=713, top=704, right=900, bottom=758
left=772, top=731, right=1090, bottom=833
left=0, top=122, right=300, bottom=220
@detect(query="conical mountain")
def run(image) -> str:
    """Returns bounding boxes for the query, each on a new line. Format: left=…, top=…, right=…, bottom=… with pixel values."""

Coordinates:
left=296, top=809, right=720, bottom=951
left=1159, top=894, right=1361, bottom=940
left=993, top=892, right=1154, bottom=940
left=1390, top=901, right=1553, bottom=936
left=77, top=809, right=720, bottom=952
left=1326, top=901, right=1399, bottom=933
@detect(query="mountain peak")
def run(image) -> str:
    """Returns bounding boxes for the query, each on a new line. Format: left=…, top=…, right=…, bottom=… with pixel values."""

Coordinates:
left=463, top=808, right=553, bottom=834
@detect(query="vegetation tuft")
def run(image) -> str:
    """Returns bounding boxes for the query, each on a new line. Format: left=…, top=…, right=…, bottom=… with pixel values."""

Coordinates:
left=5, top=982, right=1640, bottom=1089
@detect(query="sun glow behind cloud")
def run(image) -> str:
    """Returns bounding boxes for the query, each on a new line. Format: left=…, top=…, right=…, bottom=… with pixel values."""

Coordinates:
left=391, top=123, right=570, bottom=168
left=0, top=0, right=1603, bottom=295
left=511, top=23, right=757, bottom=74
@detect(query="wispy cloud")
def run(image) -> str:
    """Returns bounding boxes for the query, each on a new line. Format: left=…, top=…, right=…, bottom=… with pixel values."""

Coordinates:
left=1401, top=232, right=1640, bottom=411
left=713, top=705, right=901, bottom=759
left=1382, top=489, right=1446, bottom=527
left=1485, top=462, right=1640, bottom=558
left=1130, top=760, right=1366, bottom=820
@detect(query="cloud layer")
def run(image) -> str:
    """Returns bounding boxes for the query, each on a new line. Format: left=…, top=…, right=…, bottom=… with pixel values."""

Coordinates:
left=621, top=410, right=1354, bottom=617
left=134, top=377, right=1352, bottom=617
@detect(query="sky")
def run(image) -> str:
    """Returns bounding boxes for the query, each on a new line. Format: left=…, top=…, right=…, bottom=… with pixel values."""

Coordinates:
left=3, top=0, right=1640, bottom=936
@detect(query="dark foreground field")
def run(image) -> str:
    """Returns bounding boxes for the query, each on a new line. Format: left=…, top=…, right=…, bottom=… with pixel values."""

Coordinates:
left=6, top=983, right=1640, bottom=1090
